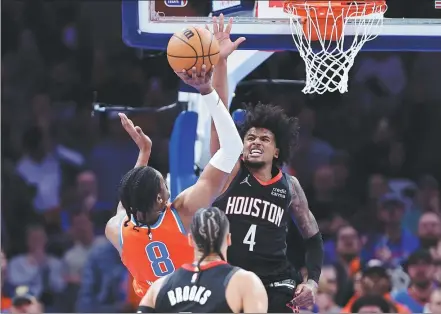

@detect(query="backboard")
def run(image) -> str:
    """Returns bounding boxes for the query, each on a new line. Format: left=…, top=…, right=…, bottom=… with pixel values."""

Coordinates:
left=122, top=0, right=441, bottom=51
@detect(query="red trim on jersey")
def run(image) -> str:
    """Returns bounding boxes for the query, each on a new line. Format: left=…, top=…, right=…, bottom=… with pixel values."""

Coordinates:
left=254, top=170, right=283, bottom=186
left=182, top=260, right=228, bottom=271
left=240, top=157, right=284, bottom=186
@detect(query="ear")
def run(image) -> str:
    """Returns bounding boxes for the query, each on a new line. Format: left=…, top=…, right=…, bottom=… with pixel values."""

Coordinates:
left=187, top=233, right=195, bottom=248
left=274, top=148, right=280, bottom=159
left=156, top=194, right=163, bottom=204
left=226, top=233, right=232, bottom=247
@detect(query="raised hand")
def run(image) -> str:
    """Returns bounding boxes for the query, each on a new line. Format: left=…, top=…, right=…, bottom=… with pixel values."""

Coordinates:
left=210, top=14, right=246, bottom=60
left=118, top=113, right=152, bottom=152
left=175, top=65, right=214, bottom=94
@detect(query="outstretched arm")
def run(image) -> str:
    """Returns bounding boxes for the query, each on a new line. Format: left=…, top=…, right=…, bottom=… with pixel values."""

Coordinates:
left=288, top=176, right=323, bottom=288
left=175, top=66, right=243, bottom=217
left=210, top=14, right=245, bottom=157
left=105, top=113, right=152, bottom=251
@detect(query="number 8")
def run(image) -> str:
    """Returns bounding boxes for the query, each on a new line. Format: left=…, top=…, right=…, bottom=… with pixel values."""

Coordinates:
left=145, top=241, right=175, bottom=277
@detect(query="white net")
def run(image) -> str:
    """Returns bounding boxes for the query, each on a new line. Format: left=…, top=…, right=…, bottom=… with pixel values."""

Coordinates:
left=285, top=1, right=388, bottom=94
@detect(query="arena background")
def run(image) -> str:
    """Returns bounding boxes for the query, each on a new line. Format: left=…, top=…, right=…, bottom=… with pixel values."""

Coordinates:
left=2, top=0, right=441, bottom=313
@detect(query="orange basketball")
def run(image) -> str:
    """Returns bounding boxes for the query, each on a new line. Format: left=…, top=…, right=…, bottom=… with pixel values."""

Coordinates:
left=167, top=27, right=220, bottom=75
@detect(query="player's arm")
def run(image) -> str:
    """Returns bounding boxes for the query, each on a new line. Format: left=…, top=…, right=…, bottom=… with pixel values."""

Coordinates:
left=105, top=113, right=152, bottom=251
left=288, top=175, right=324, bottom=286
left=175, top=66, right=243, bottom=217
left=137, top=276, right=168, bottom=313
left=237, top=270, right=268, bottom=313
left=210, top=15, right=245, bottom=176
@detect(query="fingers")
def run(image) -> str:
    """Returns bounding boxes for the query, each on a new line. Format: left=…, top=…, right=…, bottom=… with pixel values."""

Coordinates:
left=225, top=17, right=233, bottom=34
left=135, top=126, right=144, bottom=134
left=233, top=36, right=246, bottom=49
left=292, top=292, right=313, bottom=308
left=191, top=67, right=197, bottom=80
left=212, top=16, right=219, bottom=33
left=175, top=69, right=190, bottom=80
left=219, top=14, right=225, bottom=33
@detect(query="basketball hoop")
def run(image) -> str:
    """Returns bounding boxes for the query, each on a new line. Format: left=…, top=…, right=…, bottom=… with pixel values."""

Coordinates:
left=283, top=1, right=388, bottom=94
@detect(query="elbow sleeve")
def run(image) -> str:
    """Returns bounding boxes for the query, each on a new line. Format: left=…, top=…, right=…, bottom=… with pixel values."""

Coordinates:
left=202, top=90, right=243, bottom=173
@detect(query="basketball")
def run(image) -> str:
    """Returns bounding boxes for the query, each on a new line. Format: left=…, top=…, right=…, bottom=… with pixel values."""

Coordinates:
left=167, top=27, right=220, bottom=74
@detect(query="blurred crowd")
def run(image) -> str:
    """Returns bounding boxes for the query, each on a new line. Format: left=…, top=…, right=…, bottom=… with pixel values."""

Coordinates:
left=2, top=0, right=441, bottom=313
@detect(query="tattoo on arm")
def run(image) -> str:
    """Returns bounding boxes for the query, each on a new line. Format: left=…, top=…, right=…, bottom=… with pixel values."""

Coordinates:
left=289, top=176, right=319, bottom=238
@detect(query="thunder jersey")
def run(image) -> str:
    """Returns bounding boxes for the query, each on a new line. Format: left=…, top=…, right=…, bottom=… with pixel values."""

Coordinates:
left=212, top=162, right=292, bottom=284
left=120, top=206, right=193, bottom=296
left=155, top=261, right=238, bottom=313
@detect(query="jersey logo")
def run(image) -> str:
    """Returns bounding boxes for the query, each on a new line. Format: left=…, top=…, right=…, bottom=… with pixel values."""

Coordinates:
left=240, top=175, right=252, bottom=187
left=271, top=187, right=287, bottom=199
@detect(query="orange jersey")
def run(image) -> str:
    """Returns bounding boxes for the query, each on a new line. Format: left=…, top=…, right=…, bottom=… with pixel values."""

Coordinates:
left=120, top=206, right=193, bottom=297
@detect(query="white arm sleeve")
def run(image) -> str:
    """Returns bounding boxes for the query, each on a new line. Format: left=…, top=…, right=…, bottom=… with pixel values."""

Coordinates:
left=201, top=90, right=243, bottom=173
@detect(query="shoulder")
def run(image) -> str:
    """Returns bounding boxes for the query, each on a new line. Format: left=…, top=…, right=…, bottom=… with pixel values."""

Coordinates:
left=392, top=289, right=410, bottom=300
left=143, top=274, right=170, bottom=307
left=8, top=254, right=27, bottom=267
left=231, top=268, right=264, bottom=290
left=47, top=255, right=63, bottom=266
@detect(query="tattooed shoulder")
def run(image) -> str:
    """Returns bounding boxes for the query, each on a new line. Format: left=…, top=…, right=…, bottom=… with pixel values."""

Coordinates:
left=288, top=175, right=319, bottom=238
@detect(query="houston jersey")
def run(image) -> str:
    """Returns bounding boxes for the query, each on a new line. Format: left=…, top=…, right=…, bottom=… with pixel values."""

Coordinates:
left=155, top=261, right=238, bottom=313
left=212, top=161, right=292, bottom=284
left=120, top=206, right=193, bottom=296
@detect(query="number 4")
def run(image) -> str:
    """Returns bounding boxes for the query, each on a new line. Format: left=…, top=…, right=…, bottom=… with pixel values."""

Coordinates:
left=243, top=224, right=257, bottom=251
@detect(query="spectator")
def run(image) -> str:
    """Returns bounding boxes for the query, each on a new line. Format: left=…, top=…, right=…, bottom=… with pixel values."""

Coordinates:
left=352, top=174, right=390, bottom=234
left=76, top=241, right=130, bottom=312
left=16, top=125, right=84, bottom=219
left=425, top=288, right=441, bottom=313
left=61, top=170, right=112, bottom=234
left=60, top=212, right=105, bottom=312
left=1, top=250, right=12, bottom=312
left=341, top=260, right=410, bottom=314
left=307, top=165, right=346, bottom=238
left=7, top=224, right=65, bottom=310
left=351, top=295, right=392, bottom=313
left=10, top=285, right=44, bottom=314
left=289, top=107, right=335, bottom=188
left=362, top=193, right=419, bottom=267
left=402, top=175, right=440, bottom=234
left=393, top=249, right=436, bottom=312
left=316, top=265, right=341, bottom=313
left=417, top=212, right=441, bottom=250
left=332, top=225, right=362, bottom=306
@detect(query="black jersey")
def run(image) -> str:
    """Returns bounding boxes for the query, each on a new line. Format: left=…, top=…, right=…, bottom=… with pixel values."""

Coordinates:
left=155, top=261, right=239, bottom=313
left=212, top=162, right=292, bottom=285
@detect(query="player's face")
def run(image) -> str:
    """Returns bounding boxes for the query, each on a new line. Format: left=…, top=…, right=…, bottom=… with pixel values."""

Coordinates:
left=242, top=127, right=279, bottom=169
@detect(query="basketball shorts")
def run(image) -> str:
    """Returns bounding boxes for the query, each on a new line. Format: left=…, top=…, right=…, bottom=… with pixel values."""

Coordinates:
left=266, top=279, right=297, bottom=313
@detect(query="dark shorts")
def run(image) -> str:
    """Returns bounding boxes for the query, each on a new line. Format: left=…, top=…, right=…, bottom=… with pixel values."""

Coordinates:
left=266, top=279, right=297, bottom=313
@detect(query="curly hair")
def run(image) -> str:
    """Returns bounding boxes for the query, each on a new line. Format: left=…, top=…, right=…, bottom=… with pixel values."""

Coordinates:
left=119, top=166, right=163, bottom=238
left=239, top=103, right=300, bottom=166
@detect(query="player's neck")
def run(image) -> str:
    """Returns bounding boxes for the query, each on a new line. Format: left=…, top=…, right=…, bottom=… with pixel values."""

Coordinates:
left=247, top=164, right=273, bottom=182
left=193, top=254, right=223, bottom=265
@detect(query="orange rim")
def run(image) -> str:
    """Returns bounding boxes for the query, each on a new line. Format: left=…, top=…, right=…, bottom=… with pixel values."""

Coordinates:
left=283, top=1, right=387, bottom=41
left=283, top=1, right=387, bottom=18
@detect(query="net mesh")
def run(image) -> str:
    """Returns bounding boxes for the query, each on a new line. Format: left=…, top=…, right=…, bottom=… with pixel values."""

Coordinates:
left=284, top=1, right=387, bottom=94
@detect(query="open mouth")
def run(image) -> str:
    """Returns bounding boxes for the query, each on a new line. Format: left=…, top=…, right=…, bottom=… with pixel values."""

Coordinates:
left=249, top=148, right=263, bottom=158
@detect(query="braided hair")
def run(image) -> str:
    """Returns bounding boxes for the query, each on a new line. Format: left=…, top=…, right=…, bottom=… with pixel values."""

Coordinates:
left=119, top=166, right=163, bottom=239
left=190, top=207, right=230, bottom=281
